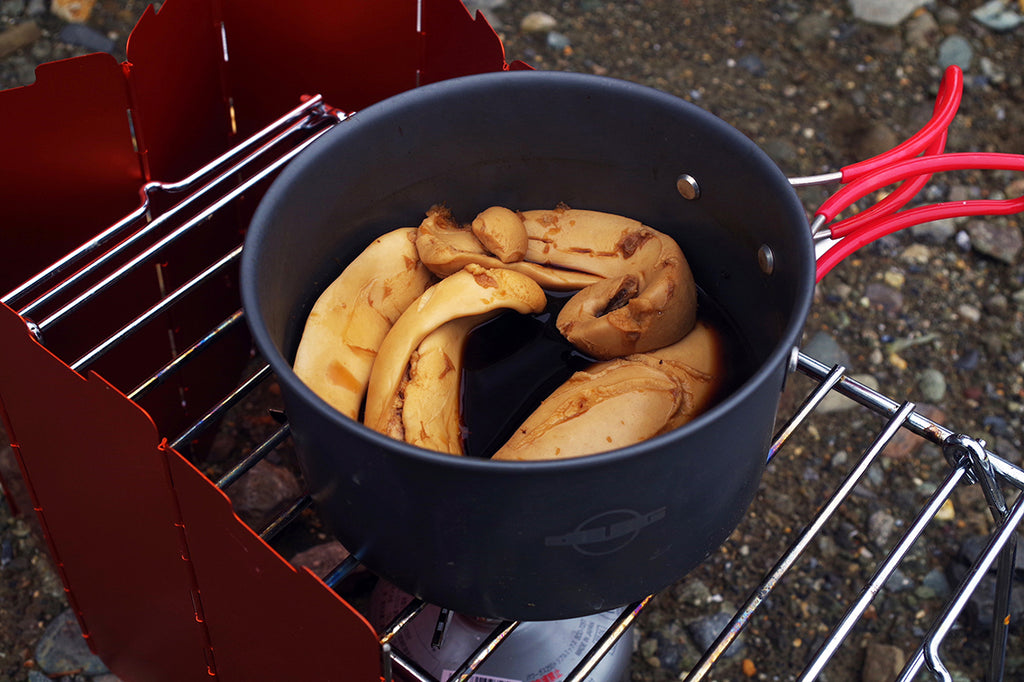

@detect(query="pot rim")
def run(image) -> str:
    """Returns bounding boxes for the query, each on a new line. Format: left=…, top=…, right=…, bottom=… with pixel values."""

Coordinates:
left=242, top=70, right=816, bottom=474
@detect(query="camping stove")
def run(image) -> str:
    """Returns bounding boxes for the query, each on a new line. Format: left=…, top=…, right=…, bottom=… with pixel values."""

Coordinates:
left=1, top=1, right=1022, bottom=681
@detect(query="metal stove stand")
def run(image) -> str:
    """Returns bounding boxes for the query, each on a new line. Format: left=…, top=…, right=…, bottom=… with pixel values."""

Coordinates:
left=2, top=99, right=1021, bottom=682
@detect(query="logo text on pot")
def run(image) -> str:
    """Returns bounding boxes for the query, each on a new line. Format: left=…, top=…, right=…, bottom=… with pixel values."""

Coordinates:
left=544, top=508, right=666, bottom=556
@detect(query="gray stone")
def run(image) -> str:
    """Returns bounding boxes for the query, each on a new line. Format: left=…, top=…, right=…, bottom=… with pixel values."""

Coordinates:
left=922, top=568, right=951, bottom=598
left=520, top=11, right=557, bottom=33
left=917, top=368, right=947, bottom=402
left=971, top=0, right=1024, bottom=32
left=802, top=330, right=850, bottom=368
left=849, top=0, right=927, bottom=26
left=794, top=12, right=832, bottom=48
left=673, top=579, right=713, bottom=607
left=864, top=282, right=904, bottom=313
left=994, top=436, right=1022, bottom=465
left=980, top=56, right=1008, bottom=84
left=905, top=11, right=940, bottom=49
left=855, top=122, right=900, bottom=161
left=862, top=642, right=905, bottom=682
left=819, top=374, right=880, bottom=413
left=958, top=533, right=1024, bottom=573
left=868, top=510, right=897, bottom=548
left=462, top=0, right=506, bottom=10
left=910, top=217, right=956, bottom=243
left=736, top=54, right=765, bottom=76
left=34, top=609, right=110, bottom=676
left=761, top=137, right=799, bottom=165
left=290, top=540, right=352, bottom=579
left=967, top=219, right=1023, bottom=264
left=957, top=303, right=982, bottom=324
left=225, top=459, right=302, bottom=529
left=57, top=24, right=116, bottom=55
left=984, top=293, right=1009, bottom=314
left=687, top=612, right=744, bottom=657
left=652, top=621, right=701, bottom=674
left=885, top=568, right=915, bottom=593
left=1, top=0, right=25, bottom=16
left=938, top=35, right=974, bottom=71
left=546, top=31, right=571, bottom=51
left=953, top=569, right=1024, bottom=632
left=937, top=6, right=961, bottom=25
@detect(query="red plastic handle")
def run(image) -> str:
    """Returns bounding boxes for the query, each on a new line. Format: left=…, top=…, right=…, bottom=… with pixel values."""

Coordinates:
left=812, top=65, right=1024, bottom=282
left=838, top=65, right=964, bottom=184
left=816, top=193, right=1024, bottom=282
left=815, top=65, right=963, bottom=232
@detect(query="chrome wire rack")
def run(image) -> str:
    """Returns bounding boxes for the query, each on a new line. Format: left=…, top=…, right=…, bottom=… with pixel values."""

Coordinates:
left=2, top=98, right=1021, bottom=682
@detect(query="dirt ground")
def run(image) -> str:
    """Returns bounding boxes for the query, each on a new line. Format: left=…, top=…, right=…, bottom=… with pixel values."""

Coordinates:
left=2, top=0, right=1023, bottom=680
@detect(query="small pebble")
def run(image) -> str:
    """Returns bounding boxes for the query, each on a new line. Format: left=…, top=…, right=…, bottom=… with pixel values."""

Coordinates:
left=938, top=35, right=973, bottom=71
left=984, top=293, right=1008, bottom=314
left=1, top=0, right=25, bottom=15
left=864, top=282, right=903, bottom=313
left=57, top=23, right=115, bottom=54
left=34, top=610, right=109, bottom=676
left=885, top=568, right=915, bottom=593
left=736, top=54, right=765, bottom=76
left=905, top=11, right=939, bottom=48
left=917, top=368, right=947, bottom=402
left=899, top=243, right=932, bottom=264
left=910, top=218, right=956, bottom=244
left=802, top=330, right=850, bottom=368
left=51, top=0, right=96, bottom=23
left=921, top=568, right=951, bottom=598
left=971, top=0, right=1024, bottom=32
left=546, top=31, right=571, bottom=52
left=957, top=304, right=981, bottom=324
left=520, top=11, right=557, bottom=33
left=935, top=499, right=956, bottom=521
left=794, top=12, right=832, bottom=48
left=868, top=510, right=897, bottom=548
left=966, top=219, right=1022, bottom=264
left=225, top=459, right=302, bottom=529
left=862, top=643, right=906, bottom=682
left=849, top=0, right=928, bottom=27
left=674, top=579, right=712, bottom=607
left=819, top=374, right=880, bottom=413
left=883, top=270, right=905, bottom=289
left=688, top=612, right=744, bottom=657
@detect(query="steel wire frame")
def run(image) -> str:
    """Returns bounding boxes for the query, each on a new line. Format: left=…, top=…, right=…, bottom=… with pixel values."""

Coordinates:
left=3, top=108, right=1022, bottom=682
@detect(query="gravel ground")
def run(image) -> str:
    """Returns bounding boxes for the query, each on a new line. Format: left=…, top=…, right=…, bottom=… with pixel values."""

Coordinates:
left=2, top=1, right=1024, bottom=681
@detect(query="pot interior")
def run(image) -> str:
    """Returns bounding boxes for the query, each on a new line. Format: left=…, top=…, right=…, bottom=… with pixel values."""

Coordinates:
left=249, top=72, right=812, bottom=381
left=241, top=71, right=815, bottom=618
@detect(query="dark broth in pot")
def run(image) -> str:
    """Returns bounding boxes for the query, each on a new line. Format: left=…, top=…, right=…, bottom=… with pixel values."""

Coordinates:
left=459, top=288, right=754, bottom=459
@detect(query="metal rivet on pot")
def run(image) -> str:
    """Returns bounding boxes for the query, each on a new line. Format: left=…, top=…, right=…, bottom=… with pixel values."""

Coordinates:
left=676, top=174, right=701, bottom=200
left=757, top=244, right=775, bottom=275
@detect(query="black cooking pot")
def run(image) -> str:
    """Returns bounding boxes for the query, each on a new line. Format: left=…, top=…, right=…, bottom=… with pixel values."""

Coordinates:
left=241, top=71, right=815, bottom=620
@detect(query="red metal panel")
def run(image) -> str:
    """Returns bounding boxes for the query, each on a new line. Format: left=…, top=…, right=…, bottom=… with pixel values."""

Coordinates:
left=219, top=0, right=422, bottom=138
left=0, top=303, right=211, bottom=681
left=0, top=0, right=518, bottom=678
left=0, top=53, right=141, bottom=296
left=166, top=452, right=381, bottom=681
left=420, top=0, right=512, bottom=83
left=125, top=0, right=233, bottom=182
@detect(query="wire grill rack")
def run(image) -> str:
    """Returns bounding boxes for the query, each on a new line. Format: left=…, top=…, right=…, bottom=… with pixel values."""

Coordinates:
left=2, top=97, right=1022, bottom=682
